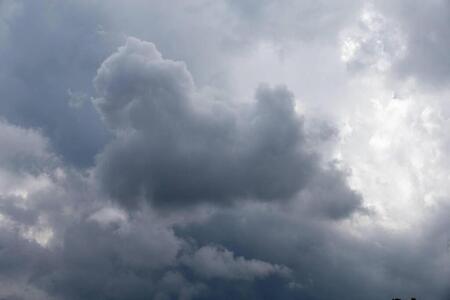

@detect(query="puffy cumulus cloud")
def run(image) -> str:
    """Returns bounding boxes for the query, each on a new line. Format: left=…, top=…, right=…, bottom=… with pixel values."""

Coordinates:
left=93, top=37, right=361, bottom=216
left=0, top=0, right=364, bottom=169
left=0, top=33, right=365, bottom=299
left=0, top=116, right=296, bottom=300
left=0, top=3, right=366, bottom=295
left=94, top=38, right=309, bottom=208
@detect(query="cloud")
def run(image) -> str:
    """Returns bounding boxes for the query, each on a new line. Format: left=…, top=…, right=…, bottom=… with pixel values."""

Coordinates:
left=0, top=0, right=364, bottom=169
left=0, top=0, right=111, bottom=167
left=378, top=0, right=450, bottom=86
left=176, top=198, right=450, bottom=300
left=342, top=1, right=450, bottom=87
left=0, top=120, right=53, bottom=174
left=182, top=245, right=291, bottom=280
left=3, top=1, right=450, bottom=300
left=0, top=34, right=364, bottom=299
left=226, top=0, right=362, bottom=43
left=0, top=120, right=293, bottom=299
left=94, top=37, right=323, bottom=209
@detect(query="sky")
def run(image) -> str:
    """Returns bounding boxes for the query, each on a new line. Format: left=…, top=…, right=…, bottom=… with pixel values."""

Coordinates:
left=1, top=0, right=450, bottom=299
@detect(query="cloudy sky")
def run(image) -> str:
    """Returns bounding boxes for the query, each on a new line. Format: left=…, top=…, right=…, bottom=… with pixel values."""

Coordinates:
left=1, top=0, right=450, bottom=299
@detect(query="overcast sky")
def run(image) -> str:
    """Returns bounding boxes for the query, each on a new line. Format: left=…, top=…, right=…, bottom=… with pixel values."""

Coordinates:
left=1, top=1, right=450, bottom=299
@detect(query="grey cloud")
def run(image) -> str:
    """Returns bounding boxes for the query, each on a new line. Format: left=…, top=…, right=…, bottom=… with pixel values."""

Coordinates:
left=154, top=272, right=206, bottom=300
left=38, top=209, right=294, bottom=300
left=0, top=27, right=364, bottom=296
left=0, top=146, right=196, bottom=299
left=0, top=0, right=364, bottom=170
left=382, top=0, right=450, bottom=86
left=0, top=78, right=444, bottom=300
left=0, top=225, right=54, bottom=300
left=0, top=0, right=370, bottom=171
left=226, top=0, right=362, bottom=43
left=0, top=129, right=291, bottom=300
left=182, top=245, right=291, bottom=280
left=177, top=200, right=450, bottom=300
left=4, top=1, right=450, bottom=300
left=0, top=120, right=53, bottom=174
left=0, top=185, right=291, bottom=300
left=0, top=0, right=111, bottom=167
left=0, top=195, right=38, bottom=226
left=94, top=37, right=323, bottom=209
left=42, top=219, right=182, bottom=300
left=298, top=165, right=363, bottom=220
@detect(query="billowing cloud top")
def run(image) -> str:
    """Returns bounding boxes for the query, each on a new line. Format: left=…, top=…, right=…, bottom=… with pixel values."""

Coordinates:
left=94, top=38, right=319, bottom=208
left=1, top=1, right=450, bottom=300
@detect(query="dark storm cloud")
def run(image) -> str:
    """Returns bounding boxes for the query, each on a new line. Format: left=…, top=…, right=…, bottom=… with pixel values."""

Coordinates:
left=0, top=0, right=363, bottom=169
left=93, top=37, right=363, bottom=217
left=177, top=201, right=450, bottom=300
left=0, top=122, right=292, bottom=300
left=2, top=167, right=449, bottom=300
left=0, top=227, right=53, bottom=300
left=298, top=164, right=362, bottom=219
left=0, top=31, right=366, bottom=298
left=94, top=37, right=325, bottom=209
left=41, top=217, right=181, bottom=300
left=0, top=184, right=292, bottom=300
left=40, top=216, right=289, bottom=300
